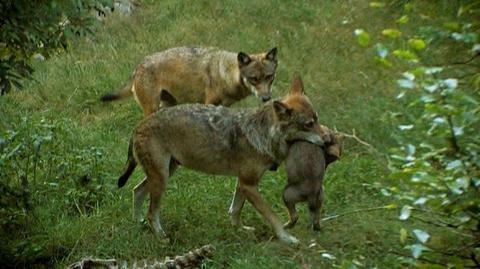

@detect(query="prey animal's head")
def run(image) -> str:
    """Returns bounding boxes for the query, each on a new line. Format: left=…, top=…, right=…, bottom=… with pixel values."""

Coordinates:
left=238, top=47, right=278, bottom=102
left=272, top=74, right=318, bottom=132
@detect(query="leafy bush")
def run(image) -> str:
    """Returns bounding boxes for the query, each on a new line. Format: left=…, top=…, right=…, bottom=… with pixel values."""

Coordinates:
left=0, top=0, right=113, bottom=95
left=356, top=1, right=479, bottom=267
left=0, top=117, right=113, bottom=266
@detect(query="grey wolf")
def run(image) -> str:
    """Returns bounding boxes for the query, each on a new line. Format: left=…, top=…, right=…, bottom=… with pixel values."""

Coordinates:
left=116, top=75, right=322, bottom=244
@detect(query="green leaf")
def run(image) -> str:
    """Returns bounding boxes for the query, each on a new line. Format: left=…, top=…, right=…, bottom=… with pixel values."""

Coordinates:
left=393, top=50, right=418, bottom=61
left=399, top=205, right=412, bottom=220
left=443, top=22, right=460, bottom=31
left=354, top=29, right=370, bottom=47
left=375, top=43, right=388, bottom=58
left=408, top=39, right=426, bottom=50
left=396, top=15, right=409, bottom=24
left=397, top=79, right=415, bottom=89
left=413, top=197, right=428, bottom=205
left=369, top=2, right=385, bottom=8
left=472, top=44, right=480, bottom=54
left=443, top=78, right=458, bottom=89
left=321, top=253, right=336, bottom=260
left=452, top=32, right=479, bottom=44
left=375, top=57, right=392, bottom=67
left=396, top=91, right=406, bottom=99
left=382, top=28, right=402, bottom=38
left=412, top=229, right=430, bottom=243
left=454, top=177, right=469, bottom=190
left=406, top=244, right=431, bottom=259
left=400, top=228, right=408, bottom=243
left=398, top=124, right=414, bottom=131
left=458, top=3, right=480, bottom=16
left=446, top=160, right=462, bottom=171
left=404, top=3, right=414, bottom=11
left=384, top=203, right=398, bottom=209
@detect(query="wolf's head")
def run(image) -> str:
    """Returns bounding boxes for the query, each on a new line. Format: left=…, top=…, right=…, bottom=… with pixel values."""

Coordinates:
left=272, top=74, right=319, bottom=133
left=238, top=47, right=278, bottom=102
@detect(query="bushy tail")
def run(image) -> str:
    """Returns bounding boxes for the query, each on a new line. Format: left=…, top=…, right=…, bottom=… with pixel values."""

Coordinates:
left=118, top=137, right=136, bottom=188
left=100, top=71, right=135, bottom=102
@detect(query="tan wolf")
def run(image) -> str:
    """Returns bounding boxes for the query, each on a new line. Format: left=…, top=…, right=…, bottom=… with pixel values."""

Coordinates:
left=116, top=75, right=323, bottom=244
left=100, top=46, right=278, bottom=116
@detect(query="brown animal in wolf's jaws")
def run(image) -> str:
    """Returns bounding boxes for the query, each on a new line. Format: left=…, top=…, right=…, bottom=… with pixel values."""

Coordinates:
left=283, top=131, right=342, bottom=231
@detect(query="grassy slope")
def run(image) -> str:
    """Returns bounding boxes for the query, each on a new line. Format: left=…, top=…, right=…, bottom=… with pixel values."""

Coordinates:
left=0, top=1, right=457, bottom=268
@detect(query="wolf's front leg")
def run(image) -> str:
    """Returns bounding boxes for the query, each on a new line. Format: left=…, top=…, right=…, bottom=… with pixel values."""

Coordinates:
left=238, top=179, right=299, bottom=245
left=228, top=180, right=255, bottom=231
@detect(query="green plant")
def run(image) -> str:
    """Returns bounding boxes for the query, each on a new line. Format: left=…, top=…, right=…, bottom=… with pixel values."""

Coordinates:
left=0, top=117, right=112, bottom=267
left=356, top=1, right=480, bottom=267
left=0, top=0, right=113, bottom=95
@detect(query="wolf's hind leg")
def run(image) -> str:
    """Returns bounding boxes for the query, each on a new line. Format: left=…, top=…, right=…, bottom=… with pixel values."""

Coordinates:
left=141, top=151, right=170, bottom=237
left=133, top=177, right=148, bottom=222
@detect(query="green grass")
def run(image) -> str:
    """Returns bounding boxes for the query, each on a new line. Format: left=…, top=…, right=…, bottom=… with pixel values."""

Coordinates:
left=0, top=1, right=462, bottom=268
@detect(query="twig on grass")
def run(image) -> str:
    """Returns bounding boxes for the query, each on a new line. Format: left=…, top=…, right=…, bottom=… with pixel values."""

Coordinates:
left=336, top=129, right=381, bottom=155
left=321, top=205, right=390, bottom=222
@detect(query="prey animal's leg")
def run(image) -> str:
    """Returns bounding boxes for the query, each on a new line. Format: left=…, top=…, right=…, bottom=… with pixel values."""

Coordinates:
left=282, top=186, right=302, bottom=229
left=238, top=179, right=299, bottom=245
left=308, top=187, right=323, bottom=231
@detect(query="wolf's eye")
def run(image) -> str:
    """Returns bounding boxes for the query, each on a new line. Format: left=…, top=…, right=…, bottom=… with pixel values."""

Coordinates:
left=304, top=120, right=315, bottom=129
left=265, top=74, right=274, bottom=81
left=248, top=77, right=259, bottom=84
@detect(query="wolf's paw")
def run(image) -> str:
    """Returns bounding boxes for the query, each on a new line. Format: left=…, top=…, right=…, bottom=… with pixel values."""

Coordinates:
left=283, top=219, right=298, bottom=229
left=231, top=221, right=256, bottom=232
left=278, top=232, right=300, bottom=246
left=151, top=228, right=167, bottom=238
left=147, top=220, right=167, bottom=238
left=241, top=225, right=256, bottom=231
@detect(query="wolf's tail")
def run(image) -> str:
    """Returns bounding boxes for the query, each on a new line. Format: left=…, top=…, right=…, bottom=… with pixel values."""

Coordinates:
left=100, top=71, right=135, bottom=102
left=118, top=137, right=136, bottom=188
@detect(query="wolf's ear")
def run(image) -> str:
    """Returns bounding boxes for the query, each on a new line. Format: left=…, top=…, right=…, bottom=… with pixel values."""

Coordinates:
left=289, top=73, right=304, bottom=95
left=273, top=100, right=292, bottom=118
left=159, top=89, right=177, bottom=107
left=265, top=47, right=278, bottom=62
left=237, top=52, right=252, bottom=66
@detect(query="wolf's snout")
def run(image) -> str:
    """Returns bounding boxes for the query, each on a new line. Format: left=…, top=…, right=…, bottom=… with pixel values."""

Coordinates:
left=261, top=95, right=271, bottom=102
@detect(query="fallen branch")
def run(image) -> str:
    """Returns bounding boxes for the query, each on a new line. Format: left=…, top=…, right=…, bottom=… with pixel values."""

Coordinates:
left=66, top=244, right=214, bottom=269
left=336, top=129, right=381, bottom=155
left=321, top=205, right=390, bottom=222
